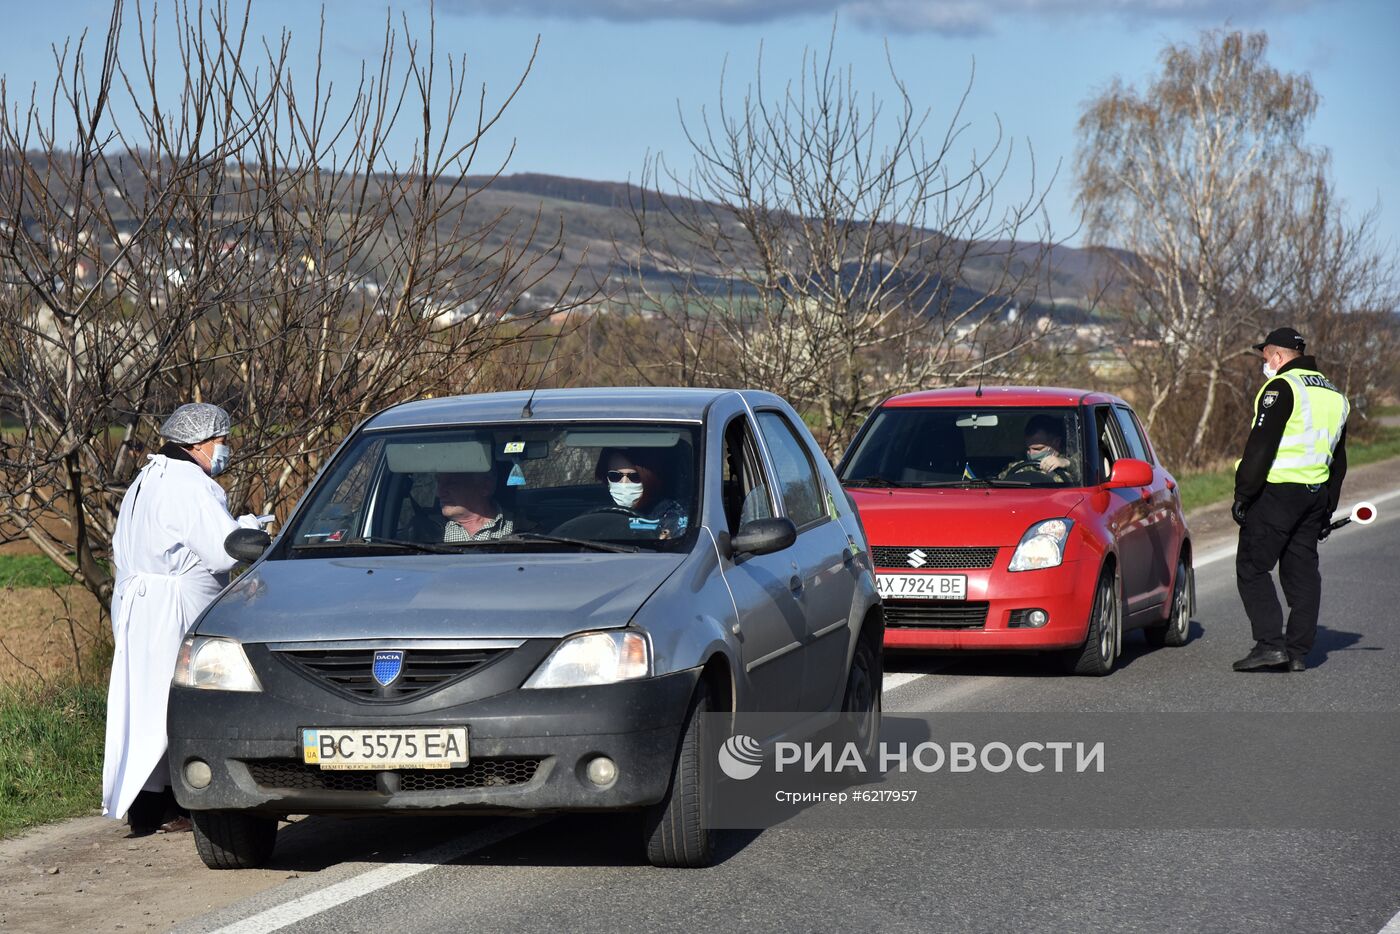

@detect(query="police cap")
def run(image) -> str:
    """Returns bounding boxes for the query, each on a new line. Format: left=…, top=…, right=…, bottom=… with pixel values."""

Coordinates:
left=1252, top=327, right=1306, bottom=352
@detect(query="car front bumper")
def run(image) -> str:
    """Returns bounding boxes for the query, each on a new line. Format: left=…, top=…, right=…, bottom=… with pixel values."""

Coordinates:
left=881, top=557, right=1097, bottom=651
left=168, top=661, right=700, bottom=816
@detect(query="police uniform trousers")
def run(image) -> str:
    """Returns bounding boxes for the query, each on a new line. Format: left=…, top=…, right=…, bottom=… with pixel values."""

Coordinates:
left=1235, top=482, right=1330, bottom=659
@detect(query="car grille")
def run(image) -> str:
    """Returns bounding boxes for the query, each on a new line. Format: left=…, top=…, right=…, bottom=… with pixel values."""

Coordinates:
left=276, top=648, right=505, bottom=701
left=871, top=546, right=998, bottom=570
left=884, top=601, right=990, bottom=629
left=244, top=757, right=544, bottom=792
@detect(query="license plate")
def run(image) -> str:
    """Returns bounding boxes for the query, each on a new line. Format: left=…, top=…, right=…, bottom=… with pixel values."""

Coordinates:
left=300, top=727, right=468, bottom=770
left=876, top=573, right=968, bottom=601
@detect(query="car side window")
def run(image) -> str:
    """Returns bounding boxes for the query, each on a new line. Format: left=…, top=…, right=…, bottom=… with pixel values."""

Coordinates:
left=1126, top=408, right=1158, bottom=466
left=722, top=416, right=773, bottom=536
left=755, top=411, right=825, bottom=529
left=1094, top=406, right=1128, bottom=483
left=1112, top=406, right=1150, bottom=463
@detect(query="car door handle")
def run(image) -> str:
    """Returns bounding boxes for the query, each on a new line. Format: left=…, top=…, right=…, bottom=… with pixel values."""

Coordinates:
left=1165, top=478, right=1176, bottom=491
left=1140, top=487, right=1151, bottom=501
left=789, top=574, right=804, bottom=594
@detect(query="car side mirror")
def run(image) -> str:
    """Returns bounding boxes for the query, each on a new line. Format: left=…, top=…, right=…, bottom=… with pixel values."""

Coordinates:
left=1105, top=458, right=1153, bottom=489
left=729, top=517, right=798, bottom=559
left=225, top=527, right=272, bottom=564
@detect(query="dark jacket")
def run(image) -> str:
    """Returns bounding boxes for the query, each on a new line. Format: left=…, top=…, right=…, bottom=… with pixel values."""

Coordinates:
left=1233, top=355, right=1348, bottom=513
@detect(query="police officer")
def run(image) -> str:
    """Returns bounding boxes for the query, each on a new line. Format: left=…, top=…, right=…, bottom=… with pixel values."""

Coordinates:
left=1231, top=327, right=1349, bottom=672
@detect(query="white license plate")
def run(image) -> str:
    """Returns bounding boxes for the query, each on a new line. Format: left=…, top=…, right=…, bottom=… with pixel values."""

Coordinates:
left=300, top=727, right=468, bottom=770
left=876, top=573, right=968, bottom=601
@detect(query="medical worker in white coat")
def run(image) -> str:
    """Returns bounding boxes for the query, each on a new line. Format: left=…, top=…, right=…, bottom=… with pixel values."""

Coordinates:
left=102, top=403, right=262, bottom=835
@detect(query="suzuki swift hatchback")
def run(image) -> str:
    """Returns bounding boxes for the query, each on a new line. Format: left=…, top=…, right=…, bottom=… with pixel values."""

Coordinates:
left=170, top=388, right=880, bottom=869
left=838, top=387, right=1193, bottom=675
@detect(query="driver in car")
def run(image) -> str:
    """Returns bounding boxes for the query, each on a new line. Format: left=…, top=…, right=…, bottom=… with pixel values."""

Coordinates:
left=596, top=448, right=689, bottom=540
left=436, top=467, right=516, bottom=541
left=1000, top=416, right=1075, bottom=484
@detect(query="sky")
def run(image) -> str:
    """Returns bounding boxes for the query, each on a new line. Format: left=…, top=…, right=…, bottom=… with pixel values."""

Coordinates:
left=5, top=0, right=1397, bottom=253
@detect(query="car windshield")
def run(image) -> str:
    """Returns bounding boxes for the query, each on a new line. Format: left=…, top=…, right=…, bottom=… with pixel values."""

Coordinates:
left=839, top=406, right=1085, bottom=488
left=283, top=422, right=701, bottom=555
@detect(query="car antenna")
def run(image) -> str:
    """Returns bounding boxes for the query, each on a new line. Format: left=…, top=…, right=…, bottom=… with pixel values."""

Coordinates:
left=521, top=300, right=576, bottom=419
left=974, top=333, right=987, bottom=398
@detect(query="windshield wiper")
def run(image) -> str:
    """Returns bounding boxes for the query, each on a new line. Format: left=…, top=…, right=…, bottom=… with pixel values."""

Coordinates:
left=291, top=537, right=463, bottom=555
left=499, top=533, right=641, bottom=554
left=843, top=475, right=901, bottom=488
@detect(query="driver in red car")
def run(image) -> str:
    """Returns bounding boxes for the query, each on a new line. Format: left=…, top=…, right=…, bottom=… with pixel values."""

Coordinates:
left=1000, top=415, right=1076, bottom=484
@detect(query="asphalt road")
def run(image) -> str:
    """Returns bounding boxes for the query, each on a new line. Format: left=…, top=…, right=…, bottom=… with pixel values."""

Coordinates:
left=179, top=500, right=1400, bottom=934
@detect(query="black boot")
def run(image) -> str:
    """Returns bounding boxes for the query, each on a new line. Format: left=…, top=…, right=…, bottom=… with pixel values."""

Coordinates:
left=1232, top=646, right=1288, bottom=671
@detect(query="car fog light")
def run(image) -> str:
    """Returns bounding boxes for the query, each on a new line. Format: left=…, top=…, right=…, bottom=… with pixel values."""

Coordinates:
left=185, top=759, right=212, bottom=789
left=586, top=756, right=618, bottom=787
left=1028, top=609, right=1049, bottom=628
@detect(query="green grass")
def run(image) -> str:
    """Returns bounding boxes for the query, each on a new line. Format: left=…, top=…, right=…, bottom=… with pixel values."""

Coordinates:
left=1176, top=425, right=1400, bottom=514
left=0, top=554, right=77, bottom=589
left=0, top=681, right=106, bottom=838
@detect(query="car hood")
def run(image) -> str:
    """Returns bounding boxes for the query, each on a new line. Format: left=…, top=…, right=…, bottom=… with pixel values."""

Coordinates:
left=195, top=552, right=686, bottom=643
left=847, top=487, right=1086, bottom=547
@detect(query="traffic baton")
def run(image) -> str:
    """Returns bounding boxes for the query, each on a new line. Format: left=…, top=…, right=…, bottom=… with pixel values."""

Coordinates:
left=1328, top=501, right=1377, bottom=534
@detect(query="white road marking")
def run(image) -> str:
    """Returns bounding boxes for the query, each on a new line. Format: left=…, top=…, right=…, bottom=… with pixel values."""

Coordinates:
left=206, top=817, right=550, bottom=934
left=1379, top=906, right=1400, bottom=934
left=1195, top=487, right=1400, bottom=570
left=882, top=671, right=925, bottom=692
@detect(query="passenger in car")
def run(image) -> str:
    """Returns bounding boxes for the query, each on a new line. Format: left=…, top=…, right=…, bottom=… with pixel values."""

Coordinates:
left=435, top=467, right=516, bottom=541
left=1000, top=416, right=1076, bottom=484
left=596, top=447, right=689, bottom=539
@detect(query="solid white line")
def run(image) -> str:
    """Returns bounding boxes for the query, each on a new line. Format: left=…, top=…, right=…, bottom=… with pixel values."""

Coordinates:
left=882, top=671, right=924, bottom=693
left=206, top=817, right=549, bottom=934
left=1194, top=487, right=1400, bottom=570
left=1377, top=906, right=1400, bottom=934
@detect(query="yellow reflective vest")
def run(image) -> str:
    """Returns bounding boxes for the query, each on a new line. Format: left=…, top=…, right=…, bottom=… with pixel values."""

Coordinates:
left=1253, top=368, right=1350, bottom=485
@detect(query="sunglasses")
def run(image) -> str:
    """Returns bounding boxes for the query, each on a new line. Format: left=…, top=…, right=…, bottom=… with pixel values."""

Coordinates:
left=606, top=469, right=642, bottom=483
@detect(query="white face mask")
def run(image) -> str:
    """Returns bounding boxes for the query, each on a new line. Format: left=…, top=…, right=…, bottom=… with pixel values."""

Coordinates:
left=1262, top=362, right=1277, bottom=379
left=208, top=443, right=231, bottom=478
left=608, top=479, right=643, bottom=509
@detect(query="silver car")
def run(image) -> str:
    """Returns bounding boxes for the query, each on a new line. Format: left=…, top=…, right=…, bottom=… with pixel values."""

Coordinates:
left=169, top=388, right=881, bottom=868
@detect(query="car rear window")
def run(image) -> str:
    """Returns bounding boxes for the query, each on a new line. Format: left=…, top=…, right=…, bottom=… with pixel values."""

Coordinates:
left=839, top=407, right=1085, bottom=488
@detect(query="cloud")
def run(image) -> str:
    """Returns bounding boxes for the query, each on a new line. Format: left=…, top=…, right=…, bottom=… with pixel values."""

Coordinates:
left=436, top=0, right=1320, bottom=35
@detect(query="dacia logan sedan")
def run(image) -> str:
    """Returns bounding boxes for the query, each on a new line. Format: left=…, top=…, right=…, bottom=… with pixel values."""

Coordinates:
left=838, top=387, right=1192, bottom=675
left=170, top=388, right=881, bottom=868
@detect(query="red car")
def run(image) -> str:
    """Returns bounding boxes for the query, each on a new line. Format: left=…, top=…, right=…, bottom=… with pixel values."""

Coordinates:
left=837, top=387, right=1193, bottom=675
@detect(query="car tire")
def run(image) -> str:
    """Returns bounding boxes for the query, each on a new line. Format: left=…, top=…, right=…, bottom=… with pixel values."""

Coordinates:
left=1145, top=555, right=1192, bottom=648
left=1063, top=565, right=1121, bottom=676
left=643, top=680, right=715, bottom=868
left=191, top=810, right=278, bottom=870
left=840, top=637, right=881, bottom=767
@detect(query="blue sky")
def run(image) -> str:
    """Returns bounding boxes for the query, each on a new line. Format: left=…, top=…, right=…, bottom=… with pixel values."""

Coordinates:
left=6, top=1, right=1397, bottom=252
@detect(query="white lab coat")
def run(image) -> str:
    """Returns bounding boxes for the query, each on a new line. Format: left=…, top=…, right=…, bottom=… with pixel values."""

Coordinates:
left=101, top=453, right=260, bottom=820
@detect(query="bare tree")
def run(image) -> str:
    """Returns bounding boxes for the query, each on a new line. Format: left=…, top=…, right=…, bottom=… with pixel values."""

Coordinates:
left=0, top=1, right=579, bottom=605
left=616, top=37, right=1058, bottom=454
left=1075, top=29, right=1393, bottom=466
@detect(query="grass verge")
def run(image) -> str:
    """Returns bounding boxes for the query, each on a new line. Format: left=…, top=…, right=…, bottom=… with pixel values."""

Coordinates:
left=1177, top=425, right=1400, bottom=514
left=0, top=554, right=78, bottom=589
left=0, top=680, right=106, bottom=838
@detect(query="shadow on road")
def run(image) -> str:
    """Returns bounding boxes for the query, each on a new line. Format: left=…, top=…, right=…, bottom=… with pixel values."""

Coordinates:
left=1309, top=625, right=1375, bottom=666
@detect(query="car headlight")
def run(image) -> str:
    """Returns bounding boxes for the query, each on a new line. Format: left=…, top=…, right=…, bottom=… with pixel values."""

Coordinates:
left=172, top=636, right=263, bottom=692
left=523, top=630, right=650, bottom=689
left=1008, top=518, right=1075, bottom=572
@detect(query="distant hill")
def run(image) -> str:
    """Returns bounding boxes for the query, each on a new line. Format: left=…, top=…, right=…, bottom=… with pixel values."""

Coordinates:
left=461, top=173, right=1127, bottom=322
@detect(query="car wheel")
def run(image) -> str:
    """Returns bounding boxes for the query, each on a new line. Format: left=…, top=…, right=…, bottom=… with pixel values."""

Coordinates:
left=643, top=680, right=715, bottom=868
left=191, top=810, right=278, bottom=870
left=1063, top=565, right=1121, bottom=676
left=1145, top=555, right=1192, bottom=648
left=840, top=637, right=881, bottom=766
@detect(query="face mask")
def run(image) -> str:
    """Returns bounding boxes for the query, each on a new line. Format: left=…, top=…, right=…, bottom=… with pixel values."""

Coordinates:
left=609, top=479, right=643, bottom=509
left=208, top=443, right=231, bottom=478
left=1028, top=448, right=1053, bottom=463
left=1262, top=362, right=1277, bottom=379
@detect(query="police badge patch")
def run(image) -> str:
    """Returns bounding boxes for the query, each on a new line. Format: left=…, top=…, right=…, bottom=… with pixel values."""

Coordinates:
left=1262, top=391, right=1279, bottom=409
